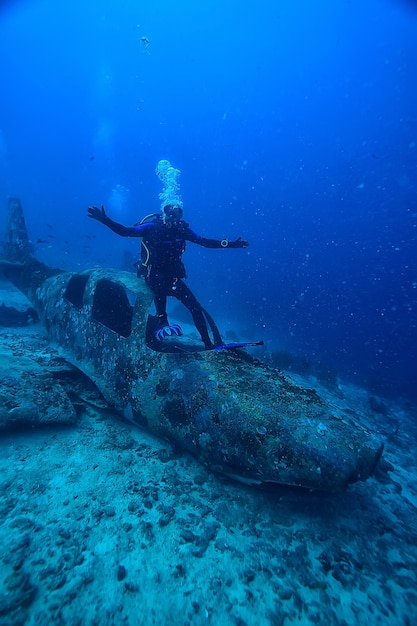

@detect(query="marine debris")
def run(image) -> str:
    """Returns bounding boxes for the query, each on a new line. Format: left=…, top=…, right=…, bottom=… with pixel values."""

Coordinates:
left=0, top=302, right=37, bottom=327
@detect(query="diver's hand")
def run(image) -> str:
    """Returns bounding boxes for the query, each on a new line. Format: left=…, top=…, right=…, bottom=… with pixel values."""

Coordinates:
left=88, top=205, right=107, bottom=223
left=229, top=237, right=249, bottom=249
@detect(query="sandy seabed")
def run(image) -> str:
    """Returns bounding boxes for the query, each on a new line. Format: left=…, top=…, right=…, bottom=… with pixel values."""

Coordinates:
left=0, top=283, right=416, bottom=626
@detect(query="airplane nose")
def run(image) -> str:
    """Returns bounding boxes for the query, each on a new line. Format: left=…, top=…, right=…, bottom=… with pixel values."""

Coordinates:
left=346, top=442, right=384, bottom=485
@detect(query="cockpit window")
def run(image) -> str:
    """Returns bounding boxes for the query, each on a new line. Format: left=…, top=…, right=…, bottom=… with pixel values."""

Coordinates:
left=92, top=279, right=136, bottom=338
left=64, top=274, right=90, bottom=309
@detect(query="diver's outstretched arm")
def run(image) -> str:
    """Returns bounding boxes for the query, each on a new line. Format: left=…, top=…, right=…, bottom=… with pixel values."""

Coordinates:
left=186, top=228, right=249, bottom=249
left=87, top=205, right=143, bottom=237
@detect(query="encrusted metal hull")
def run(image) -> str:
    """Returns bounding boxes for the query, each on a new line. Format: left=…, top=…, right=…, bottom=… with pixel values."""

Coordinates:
left=1, top=198, right=383, bottom=491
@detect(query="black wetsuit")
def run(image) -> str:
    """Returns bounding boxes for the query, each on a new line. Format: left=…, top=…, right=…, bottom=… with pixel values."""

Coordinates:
left=101, top=214, right=228, bottom=348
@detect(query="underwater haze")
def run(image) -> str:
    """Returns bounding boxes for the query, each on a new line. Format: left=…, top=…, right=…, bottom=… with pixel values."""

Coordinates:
left=0, top=0, right=416, bottom=402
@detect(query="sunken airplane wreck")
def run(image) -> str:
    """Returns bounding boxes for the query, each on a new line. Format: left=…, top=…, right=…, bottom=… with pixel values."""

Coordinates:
left=1, top=198, right=383, bottom=491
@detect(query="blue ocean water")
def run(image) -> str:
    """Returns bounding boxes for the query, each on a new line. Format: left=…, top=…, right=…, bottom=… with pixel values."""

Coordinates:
left=0, top=0, right=416, bottom=402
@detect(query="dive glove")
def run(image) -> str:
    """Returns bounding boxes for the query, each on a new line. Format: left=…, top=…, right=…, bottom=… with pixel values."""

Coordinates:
left=88, top=205, right=108, bottom=223
left=227, top=237, right=249, bottom=249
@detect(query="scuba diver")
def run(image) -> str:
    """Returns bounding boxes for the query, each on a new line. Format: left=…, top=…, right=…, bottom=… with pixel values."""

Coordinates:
left=87, top=203, right=248, bottom=349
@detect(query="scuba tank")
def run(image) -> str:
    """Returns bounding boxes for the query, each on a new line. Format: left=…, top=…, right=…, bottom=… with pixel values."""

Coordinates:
left=133, top=213, right=160, bottom=277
